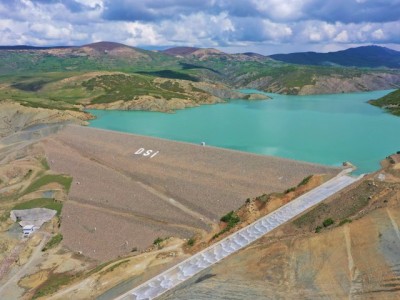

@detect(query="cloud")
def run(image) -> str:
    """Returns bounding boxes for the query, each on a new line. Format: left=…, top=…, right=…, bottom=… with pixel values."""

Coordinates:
left=102, top=0, right=215, bottom=22
left=305, top=0, right=400, bottom=24
left=0, top=0, right=399, bottom=54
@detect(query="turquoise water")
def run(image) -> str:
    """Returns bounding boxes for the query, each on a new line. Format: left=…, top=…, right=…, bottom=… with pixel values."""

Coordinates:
left=88, top=89, right=400, bottom=174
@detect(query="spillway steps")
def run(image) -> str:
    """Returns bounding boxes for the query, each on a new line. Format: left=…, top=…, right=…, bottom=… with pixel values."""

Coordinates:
left=115, top=171, right=361, bottom=300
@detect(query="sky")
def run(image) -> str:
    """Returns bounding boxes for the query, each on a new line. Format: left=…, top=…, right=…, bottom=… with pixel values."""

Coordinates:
left=0, top=0, right=399, bottom=55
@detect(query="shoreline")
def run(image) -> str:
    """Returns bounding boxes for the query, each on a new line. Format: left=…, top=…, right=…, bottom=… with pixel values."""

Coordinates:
left=80, top=124, right=344, bottom=172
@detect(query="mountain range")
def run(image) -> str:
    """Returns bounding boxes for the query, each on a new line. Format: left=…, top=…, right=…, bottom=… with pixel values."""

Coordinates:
left=0, top=41, right=399, bottom=113
left=2, top=42, right=399, bottom=68
left=269, top=45, right=400, bottom=68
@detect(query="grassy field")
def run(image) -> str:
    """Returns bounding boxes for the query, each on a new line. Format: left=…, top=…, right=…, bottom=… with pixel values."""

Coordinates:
left=32, top=271, right=80, bottom=299
left=0, top=71, right=208, bottom=109
left=23, top=174, right=73, bottom=195
left=42, top=233, right=63, bottom=251
left=0, top=72, right=89, bottom=110
left=1, top=47, right=399, bottom=111
left=13, top=198, right=63, bottom=216
left=82, top=74, right=189, bottom=103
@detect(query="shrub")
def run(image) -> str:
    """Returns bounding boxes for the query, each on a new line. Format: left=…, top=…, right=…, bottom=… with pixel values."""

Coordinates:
left=284, top=187, right=296, bottom=194
left=298, top=175, right=313, bottom=187
left=42, top=233, right=63, bottom=251
left=187, top=238, right=195, bottom=247
left=323, top=218, right=334, bottom=227
left=153, top=237, right=164, bottom=246
left=315, top=226, right=322, bottom=233
left=212, top=211, right=241, bottom=240
left=339, top=219, right=352, bottom=226
left=220, top=211, right=240, bottom=226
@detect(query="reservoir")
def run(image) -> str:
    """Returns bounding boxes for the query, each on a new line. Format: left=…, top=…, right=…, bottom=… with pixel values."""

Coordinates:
left=88, top=89, right=400, bottom=174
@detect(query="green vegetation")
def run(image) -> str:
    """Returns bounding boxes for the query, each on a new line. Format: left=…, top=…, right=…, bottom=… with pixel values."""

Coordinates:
left=297, top=175, right=313, bottom=187
left=40, top=158, right=50, bottom=170
left=82, top=74, right=188, bottom=103
left=13, top=198, right=63, bottom=216
left=314, top=218, right=335, bottom=233
left=24, top=174, right=72, bottom=195
left=212, top=211, right=240, bottom=240
left=284, top=187, right=296, bottom=194
left=293, top=203, right=329, bottom=228
left=0, top=210, right=10, bottom=223
left=137, top=70, right=198, bottom=81
left=339, top=219, right=352, bottom=226
left=293, top=181, right=375, bottom=230
left=220, top=211, right=240, bottom=224
left=153, top=237, right=166, bottom=246
left=32, top=272, right=80, bottom=299
left=187, top=237, right=195, bottom=247
left=322, top=218, right=334, bottom=227
left=369, top=89, right=400, bottom=116
left=42, top=233, right=63, bottom=251
left=23, top=169, right=33, bottom=180
left=101, top=260, right=130, bottom=274
left=269, top=46, right=400, bottom=68
left=1, top=45, right=399, bottom=113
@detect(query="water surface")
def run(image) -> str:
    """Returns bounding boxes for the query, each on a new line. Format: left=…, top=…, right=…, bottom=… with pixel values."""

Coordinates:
left=88, top=89, right=400, bottom=174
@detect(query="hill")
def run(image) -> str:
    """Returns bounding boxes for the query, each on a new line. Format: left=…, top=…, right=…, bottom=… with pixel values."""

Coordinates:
left=162, top=46, right=201, bottom=56
left=1, top=41, right=400, bottom=112
left=369, top=89, right=400, bottom=116
left=163, top=46, right=229, bottom=60
left=270, top=45, right=400, bottom=68
left=158, top=158, right=400, bottom=300
left=162, top=46, right=268, bottom=62
left=0, top=45, right=72, bottom=50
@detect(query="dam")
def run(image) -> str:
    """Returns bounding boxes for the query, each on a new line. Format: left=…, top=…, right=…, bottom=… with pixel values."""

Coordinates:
left=40, top=125, right=340, bottom=261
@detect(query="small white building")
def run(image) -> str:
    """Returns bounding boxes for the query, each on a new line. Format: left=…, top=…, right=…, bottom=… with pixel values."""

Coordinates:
left=23, top=225, right=35, bottom=237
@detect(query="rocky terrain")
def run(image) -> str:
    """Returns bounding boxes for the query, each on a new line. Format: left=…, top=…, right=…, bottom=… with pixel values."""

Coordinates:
left=160, top=156, right=400, bottom=300
left=0, top=101, right=91, bottom=138
left=370, top=89, right=400, bottom=116
left=1, top=42, right=400, bottom=110
left=0, top=120, right=339, bottom=299
left=83, top=76, right=268, bottom=112
left=244, top=72, right=400, bottom=95
left=40, top=125, right=337, bottom=261
left=0, top=41, right=400, bottom=299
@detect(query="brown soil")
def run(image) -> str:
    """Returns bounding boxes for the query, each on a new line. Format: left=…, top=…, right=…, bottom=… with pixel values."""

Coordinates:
left=159, top=158, right=400, bottom=300
left=185, top=174, right=328, bottom=254
left=40, top=125, right=339, bottom=261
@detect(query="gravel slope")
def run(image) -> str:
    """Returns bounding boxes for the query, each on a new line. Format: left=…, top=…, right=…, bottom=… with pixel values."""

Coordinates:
left=41, top=125, right=340, bottom=261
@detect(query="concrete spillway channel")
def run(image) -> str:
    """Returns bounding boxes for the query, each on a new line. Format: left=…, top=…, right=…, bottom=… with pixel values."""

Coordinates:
left=115, top=171, right=361, bottom=300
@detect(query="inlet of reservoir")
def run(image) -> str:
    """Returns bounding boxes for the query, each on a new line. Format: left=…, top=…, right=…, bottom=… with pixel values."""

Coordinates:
left=88, top=89, right=400, bottom=174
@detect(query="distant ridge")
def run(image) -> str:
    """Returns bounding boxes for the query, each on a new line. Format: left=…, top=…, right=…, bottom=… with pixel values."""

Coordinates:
left=82, top=41, right=134, bottom=51
left=162, top=46, right=224, bottom=58
left=162, top=46, right=201, bottom=56
left=269, top=45, right=400, bottom=68
left=0, top=45, right=72, bottom=50
left=241, top=52, right=266, bottom=59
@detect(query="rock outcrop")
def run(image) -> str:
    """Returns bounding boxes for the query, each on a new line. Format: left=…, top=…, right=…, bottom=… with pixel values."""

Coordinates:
left=0, top=101, right=92, bottom=138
